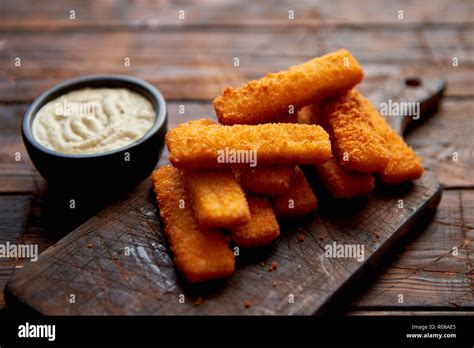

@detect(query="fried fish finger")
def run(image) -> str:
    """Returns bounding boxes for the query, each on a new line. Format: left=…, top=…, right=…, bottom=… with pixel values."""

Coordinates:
left=368, top=103, right=424, bottom=184
left=231, top=194, right=280, bottom=248
left=319, top=89, right=390, bottom=173
left=240, top=165, right=294, bottom=195
left=151, top=165, right=235, bottom=283
left=272, top=167, right=318, bottom=218
left=213, top=49, right=364, bottom=125
left=298, top=102, right=375, bottom=197
left=166, top=120, right=332, bottom=168
left=184, top=168, right=250, bottom=228
left=316, top=158, right=374, bottom=198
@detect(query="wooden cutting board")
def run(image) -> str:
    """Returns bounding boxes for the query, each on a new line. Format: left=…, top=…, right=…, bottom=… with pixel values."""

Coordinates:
left=5, top=78, right=446, bottom=315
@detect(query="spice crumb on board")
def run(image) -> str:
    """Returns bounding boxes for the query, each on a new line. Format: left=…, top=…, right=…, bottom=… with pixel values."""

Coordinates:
left=244, top=299, right=252, bottom=308
left=272, top=282, right=277, bottom=288
left=194, top=297, right=204, bottom=306
left=87, top=242, right=93, bottom=249
left=297, top=234, right=305, bottom=242
left=268, top=261, right=278, bottom=272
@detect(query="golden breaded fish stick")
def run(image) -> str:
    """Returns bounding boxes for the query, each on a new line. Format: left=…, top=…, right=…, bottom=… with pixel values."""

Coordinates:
left=316, top=158, right=374, bottom=198
left=319, top=89, right=390, bottom=173
left=213, top=49, right=364, bottom=125
left=184, top=168, right=250, bottom=228
left=368, top=104, right=424, bottom=184
left=231, top=195, right=280, bottom=248
left=272, top=167, right=318, bottom=218
left=240, top=165, right=293, bottom=195
left=166, top=120, right=332, bottom=168
left=151, top=166, right=235, bottom=283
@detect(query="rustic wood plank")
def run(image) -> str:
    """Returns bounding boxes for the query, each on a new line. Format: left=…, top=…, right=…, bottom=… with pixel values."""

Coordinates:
left=0, top=28, right=472, bottom=102
left=351, top=190, right=474, bottom=310
left=0, top=175, right=34, bottom=194
left=2, top=27, right=471, bottom=62
left=0, top=195, right=32, bottom=308
left=405, top=100, right=474, bottom=188
left=1, top=0, right=472, bottom=30
left=0, top=103, right=35, bottom=192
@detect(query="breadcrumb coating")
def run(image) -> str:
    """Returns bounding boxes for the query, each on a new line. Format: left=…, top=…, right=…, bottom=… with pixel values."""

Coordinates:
left=316, top=158, right=374, bottom=198
left=151, top=166, right=235, bottom=283
left=213, top=49, right=364, bottom=125
left=272, top=167, right=318, bottom=218
left=240, top=165, right=294, bottom=195
left=184, top=168, right=250, bottom=228
left=166, top=119, right=332, bottom=168
left=231, top=194, right=280, bottom=248
left=319, top=89, right=390, bottom=173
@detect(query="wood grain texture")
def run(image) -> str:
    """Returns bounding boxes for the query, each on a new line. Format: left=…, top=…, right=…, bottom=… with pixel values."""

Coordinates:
left=352, top=190, right=474, bottom=310
left=0, top=0, right=473, bottom=315
left=0, top=27, right=472, bottom=102
left=1, top=0, right=472, bottom=29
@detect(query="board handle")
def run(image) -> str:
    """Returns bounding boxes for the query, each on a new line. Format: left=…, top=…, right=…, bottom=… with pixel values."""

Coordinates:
left=370, top=77, right=446, bottom=136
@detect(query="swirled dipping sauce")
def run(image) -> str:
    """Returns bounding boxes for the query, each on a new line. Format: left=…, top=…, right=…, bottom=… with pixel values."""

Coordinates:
left=32, top=88, right=155, bottom=154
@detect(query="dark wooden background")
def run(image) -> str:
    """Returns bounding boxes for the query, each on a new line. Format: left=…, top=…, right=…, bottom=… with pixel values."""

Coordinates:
left=0, top=0, right=473, bottom=315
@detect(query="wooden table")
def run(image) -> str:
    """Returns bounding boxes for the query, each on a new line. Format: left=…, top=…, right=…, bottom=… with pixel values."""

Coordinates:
left=0, top=0, right=473, bottom=315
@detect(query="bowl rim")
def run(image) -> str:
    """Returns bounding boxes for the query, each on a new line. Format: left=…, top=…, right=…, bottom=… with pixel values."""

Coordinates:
left=21, top=74, right=167, bottom=158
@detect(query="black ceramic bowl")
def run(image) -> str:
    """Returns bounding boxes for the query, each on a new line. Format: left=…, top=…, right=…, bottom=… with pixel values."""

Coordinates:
left=22, top=75, right=167, bottom=191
